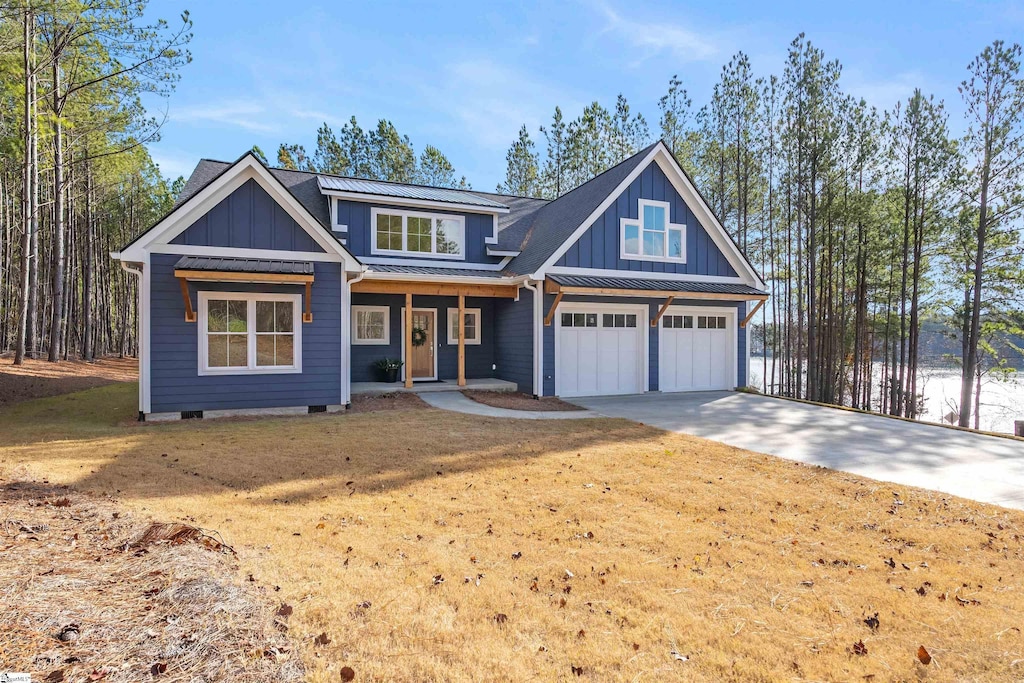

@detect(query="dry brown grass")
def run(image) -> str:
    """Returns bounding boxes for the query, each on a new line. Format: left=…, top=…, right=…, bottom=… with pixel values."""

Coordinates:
left=0, top=476, right=301, bottom=682
left=1, top=381, right=1023, bottom=682
left=0, top=356, right=137, bottom=407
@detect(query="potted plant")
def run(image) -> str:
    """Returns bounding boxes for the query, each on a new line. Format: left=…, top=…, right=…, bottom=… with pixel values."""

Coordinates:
left=373, top=358, right=403, bottom=383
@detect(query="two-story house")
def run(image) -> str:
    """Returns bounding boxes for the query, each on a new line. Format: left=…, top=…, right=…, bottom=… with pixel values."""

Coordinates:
left=112, top=141, right=767, bottom=420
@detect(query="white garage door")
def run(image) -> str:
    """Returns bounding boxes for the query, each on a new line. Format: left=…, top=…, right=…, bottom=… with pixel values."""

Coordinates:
left=556, top=307, right=645, bottom=397
left=659, top=311, right=735, bottom=392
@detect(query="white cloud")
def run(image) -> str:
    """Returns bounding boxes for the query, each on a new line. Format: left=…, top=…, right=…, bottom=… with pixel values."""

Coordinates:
left=171, top=100, right=277, bottom=133
left=590, top=0, right=720, bottom=65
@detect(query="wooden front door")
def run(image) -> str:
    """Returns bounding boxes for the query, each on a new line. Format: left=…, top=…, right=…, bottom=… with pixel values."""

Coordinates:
left=410, top=309, right=435, bottom=380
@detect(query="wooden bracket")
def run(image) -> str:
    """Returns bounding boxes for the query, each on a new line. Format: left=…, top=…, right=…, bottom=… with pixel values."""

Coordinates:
left=177, top=277, right=196, bottom=323
left=302, top=281, right=313, bottom=323
left=651, top=296, right=675, bottom=327
left=740, top=299, right=765, bottom=328
left=544, top=290, right=564, bottom=326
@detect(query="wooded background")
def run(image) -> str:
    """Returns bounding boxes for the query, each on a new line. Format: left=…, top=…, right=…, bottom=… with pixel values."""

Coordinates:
left=1, top=3, right=1021, bottom=430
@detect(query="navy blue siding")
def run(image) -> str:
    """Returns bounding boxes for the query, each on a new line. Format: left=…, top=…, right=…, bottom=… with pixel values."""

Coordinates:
left=171, top=178, right=325, bottom=253
left=541, top=293, right=746, bottom=396
left=493, top=289, right=534, bottom=393
left=555, top=163, right=737, bottom=276
left=337, top=200, right=501, bottom=265
left=149, top=253, right=341, bottom=412
left=350, top=293, right=496, bottom=382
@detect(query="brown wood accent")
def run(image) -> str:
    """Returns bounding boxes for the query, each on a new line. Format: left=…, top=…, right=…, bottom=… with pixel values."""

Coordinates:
left=552, top=285, right=769, bottom=302
left=457, top=294, right=466, bottom=387
left=410, top=309, right=435, bottom=380
left=740, top=298, right=766, bottom=329
left=177, top=277, right=196, bottom=323
left=351, top=280, right=517, bottom=298
left=650, top=296, right=675, bottom=327
left=544, top=278, right=561, bottom=294
left=173, top=269, right=314, bottom=284
left=543, top=291, right=564, bottom=326
left=302, top=281, right=313, bottom=323
left=404, top=293, right=413, bottom=388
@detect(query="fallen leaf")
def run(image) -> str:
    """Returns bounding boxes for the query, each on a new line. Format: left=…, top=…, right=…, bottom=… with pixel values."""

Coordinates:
left=276, top=604, right=293, bottom=618
left=314, top=632, right=331, bottom=647
left=150, top=662, right=167, bottom=676
left=88, top=671, right=107, bottom=681
left=512, top=551, right=522, bottom=560
left=494, top=613, right=508, bottom=624
left=917, top=645, right=931, bottom=665
left=44, top=671, right=64, bottom=682
left=852, top=640, right=868, bottom=656
left=571, top=665, right=584, bottom=676
left=340, top=665, right=356, bottom=681
left=432, top=574, right=445, bottom=586
left=863, top=613, right=879, bottom=631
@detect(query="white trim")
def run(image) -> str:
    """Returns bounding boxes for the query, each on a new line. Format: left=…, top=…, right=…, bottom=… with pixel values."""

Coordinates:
left=361, top=256, right=511, bottom=271
left=486, top=248, right=521, bottom=257
left=352, top=305, right=390, bottom=345
left=532, top=143, right=764, bottom=288
left=446, top=307, right=482, bottom=345
left=400, top=307, right=438, bottom=381
left=620, top=198, right=686, bottom=263
left=197, top=291, right=303, bottom=376
left=360, top=271, right=524, bottom=287
left=328, top=197, right=348, bottom=233
left=553, top=301, right=649, bottom=398
left=149, top=243, right=346, bottom=263
left=142, top=252, right=151, bottom=413
left=523, top=279, right=543, bottom=397
left=658, top=304, right=739, bottom=391
left=119, top=154, right=360, bottom=270
left=546, top=266, right=748, bottom=284
left=319, top=186, right=510, bottom=215
left=370, top=207, right=466, bottom=260
left=340, top=274, right=350, bottom=405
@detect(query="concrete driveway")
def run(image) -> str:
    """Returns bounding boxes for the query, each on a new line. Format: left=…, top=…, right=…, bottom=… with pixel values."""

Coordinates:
left=570, top=391, right=1024, bottom=510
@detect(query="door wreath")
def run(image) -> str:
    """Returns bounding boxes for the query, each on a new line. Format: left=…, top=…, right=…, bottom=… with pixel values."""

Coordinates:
left=411, top=326, right=428, bottom=347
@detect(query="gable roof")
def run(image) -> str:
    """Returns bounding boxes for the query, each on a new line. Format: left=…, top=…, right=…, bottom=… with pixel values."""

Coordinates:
left=503, top=142, right=659, bottom=276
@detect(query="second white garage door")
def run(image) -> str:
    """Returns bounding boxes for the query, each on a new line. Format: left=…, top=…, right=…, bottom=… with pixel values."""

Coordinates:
left=659, top=309, right=736, bottom=392
left=556, top=305, right=646, bottom=398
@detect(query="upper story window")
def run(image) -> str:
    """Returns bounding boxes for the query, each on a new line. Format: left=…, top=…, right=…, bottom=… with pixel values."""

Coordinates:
left=620, top=199, right=685, bottom=263
left=371, top=207, right=465, bottom=259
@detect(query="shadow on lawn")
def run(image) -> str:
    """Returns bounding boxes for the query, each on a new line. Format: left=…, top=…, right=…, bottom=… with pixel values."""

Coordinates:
left=0, top=382, right=663, bottom=506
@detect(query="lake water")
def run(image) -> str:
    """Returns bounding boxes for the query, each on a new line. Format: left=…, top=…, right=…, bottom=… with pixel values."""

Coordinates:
left=749, top=358, right=1024, bottom=435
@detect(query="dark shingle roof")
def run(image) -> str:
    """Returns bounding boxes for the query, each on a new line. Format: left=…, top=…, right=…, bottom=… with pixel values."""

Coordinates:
left=175, top=255, right=314, bottom=275
left=504, top=143, right=659, bottom=275
left=366, top=264, right=511, bottom=278
left=548, top=274, right=765, bottom=296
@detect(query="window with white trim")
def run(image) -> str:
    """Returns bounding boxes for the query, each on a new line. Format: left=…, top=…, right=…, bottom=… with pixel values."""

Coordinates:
left=621, top=199, right=685, bottom=262
left=446, top=308, right=481, bottom=345
left=352, top=305, right=390, bottom=345
left=199, top=292, right=301, bottom=375
left=371, top=207, right=465, bottom=259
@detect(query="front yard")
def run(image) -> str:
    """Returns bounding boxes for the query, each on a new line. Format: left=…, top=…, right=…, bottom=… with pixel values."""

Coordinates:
left=1, top=374, right=1023, bottom=681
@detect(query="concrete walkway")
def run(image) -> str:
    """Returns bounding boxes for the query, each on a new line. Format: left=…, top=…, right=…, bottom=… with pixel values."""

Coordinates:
left=570, top=391, right=1024, bottom=510
left=419, top=392, right=601, bottom=420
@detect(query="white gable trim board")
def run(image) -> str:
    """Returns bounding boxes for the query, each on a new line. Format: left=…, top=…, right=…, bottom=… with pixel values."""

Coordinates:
left=117, top=154, right=361, bottom=271
left=532, top=143, right=765, bottom=289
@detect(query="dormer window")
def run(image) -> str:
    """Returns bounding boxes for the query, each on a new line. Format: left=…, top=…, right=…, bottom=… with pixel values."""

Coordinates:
left=370, top=207, right=465, bottom=259
left=621, top=199, right=685, bottom=262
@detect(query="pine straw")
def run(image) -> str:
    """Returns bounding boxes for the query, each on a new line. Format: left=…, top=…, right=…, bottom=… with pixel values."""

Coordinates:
left=0, top=476, right=302, bottom=682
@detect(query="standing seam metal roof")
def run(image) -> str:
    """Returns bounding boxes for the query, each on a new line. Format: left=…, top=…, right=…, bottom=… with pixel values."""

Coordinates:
left=317, top=176, right=509, bottom=209
left=548, top=274, right=765, bottom=296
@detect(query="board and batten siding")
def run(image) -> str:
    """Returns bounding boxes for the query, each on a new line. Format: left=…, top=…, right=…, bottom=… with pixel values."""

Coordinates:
left=170, top=178, right=326, bottom=253
left=554, top=163, right=737, bottom=276
left=493, top=288, right=534, bottom=393
left=149, top=253, right=342, bottom=413
left=336, top=200, right=501, bottom=264
left=349, top=293, right=496, bottom=383
left=541, top=293, right=746, bottom=396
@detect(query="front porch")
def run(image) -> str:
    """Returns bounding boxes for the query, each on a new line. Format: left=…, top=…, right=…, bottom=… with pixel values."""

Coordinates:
left=351, top=377, right=517, bottom=396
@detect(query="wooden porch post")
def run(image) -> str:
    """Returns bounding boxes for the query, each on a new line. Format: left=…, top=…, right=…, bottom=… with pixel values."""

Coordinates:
left=405, top=292, right=413, bottom=388
left=457, top=292, right=466, bottom=387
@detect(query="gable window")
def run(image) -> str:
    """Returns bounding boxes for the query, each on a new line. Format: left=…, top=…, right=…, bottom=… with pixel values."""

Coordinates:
left=621, top=199, right=685, bottom=263
left=447, top=308, right=481, bottom=345
left=371, top=208, right=465, bottom=259
left=199, top=292, right=301, bottom=375
left=353, top=305, right=390, bottom=345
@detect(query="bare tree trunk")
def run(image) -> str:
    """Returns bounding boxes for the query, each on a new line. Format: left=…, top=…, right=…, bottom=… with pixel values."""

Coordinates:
left=14, top=7, right=33, bottom=366
left=48, top=55, right=66, bottom=362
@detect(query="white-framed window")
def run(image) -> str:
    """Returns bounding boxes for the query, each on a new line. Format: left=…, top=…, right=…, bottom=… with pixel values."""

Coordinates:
left=198, top=292, right=302, bottom=376
left=621, top=199, right=686, bottom=263
left=352, top=305, right=390, bottom=345
left=370, top=207, right=465, bottom=259
left=446, top=307, right=481, bottom=345
left=329, top=198, right=348, bottom=233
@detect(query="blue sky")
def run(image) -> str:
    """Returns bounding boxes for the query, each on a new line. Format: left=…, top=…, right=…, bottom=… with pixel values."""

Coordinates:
left=144, top=0, right=1024, bottom=191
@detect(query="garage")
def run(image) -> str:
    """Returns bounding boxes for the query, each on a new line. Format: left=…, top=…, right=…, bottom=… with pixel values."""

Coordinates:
left=659, top=308, right=736, bottom=392
left=555, top=304, right=646, bottom=398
